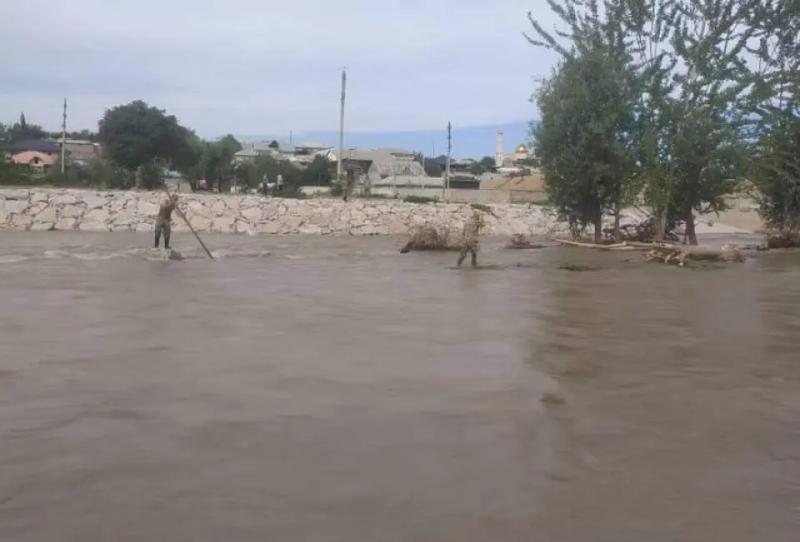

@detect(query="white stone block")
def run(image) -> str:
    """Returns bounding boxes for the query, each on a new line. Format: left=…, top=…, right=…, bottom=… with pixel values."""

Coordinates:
left=5, top=200, right=30, bottom=214
left=78, top=220, right=109, bottom=232
left=212, top=215, right=235, bottom=233
left=59, top=204, right=84, bottom=218
left=2, top=189, right=30, bottom=200
left=189, top=215, right=212, bottom=232
left=83, top=194, right=108, bottom=209
left=55, top=217, right=77, bottom=230
left=253, top=222, right=281, bottom=234
left=34, top=207, right=57, bottom=224
left=31, top=222, right=55, bottom=231
left=137, top=200, right=160, bottom=216
left=85, top=208, right=109, bottom=223
left=241, top=206, right=262, bottom=222
left=11, top=214, right=33, bottom=229
left=51, top=193, right=78, bottom=205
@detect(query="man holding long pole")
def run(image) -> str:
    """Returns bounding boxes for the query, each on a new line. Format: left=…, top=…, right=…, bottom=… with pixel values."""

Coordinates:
left=154, top=192, right=179, bottom=250
left=154, top=190, right=215, bottom=260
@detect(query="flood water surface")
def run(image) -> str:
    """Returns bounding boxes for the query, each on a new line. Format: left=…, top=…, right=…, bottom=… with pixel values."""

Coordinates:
left=1, top=232, right=799, bottom=541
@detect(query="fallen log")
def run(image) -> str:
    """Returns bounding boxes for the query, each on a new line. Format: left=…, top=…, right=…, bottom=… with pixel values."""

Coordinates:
left=553, top=239, right=688, bottom=252
left=553, top=239, right=639, bottom=251
left=645, top=244, right=745, bottom=266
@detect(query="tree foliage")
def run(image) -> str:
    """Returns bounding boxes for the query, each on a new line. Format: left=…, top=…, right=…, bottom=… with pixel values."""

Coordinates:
left=302, top=155, right=333, bottom=186
left=746, top=0, right=800, bottom=234
left=527, top=0, right=757, bottom=244
left=0, top=113, right=48, bottom=144
left=98, top=101, right=195, bottom=171
left=469, top=156, right=496, bottom=176
left=752, top=121, right=800, bottom=232
left=233, top=154, right=302, bottom=195
left=186, top=134, right=242, bottom=191
left=535, top=43, right=637, bottom=242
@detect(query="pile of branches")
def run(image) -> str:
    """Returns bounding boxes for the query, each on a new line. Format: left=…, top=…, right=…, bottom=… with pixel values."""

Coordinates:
left=553, top=238, right=746, bottom=266
left=609, top=216, right=681, bottom=243
left=644, top=244, right=745, bottom=266
left=766, top=232, right=800, bottom=249
left=505, top=233, right=545, bottom=250
left=400, top=223, right=458, bottom=253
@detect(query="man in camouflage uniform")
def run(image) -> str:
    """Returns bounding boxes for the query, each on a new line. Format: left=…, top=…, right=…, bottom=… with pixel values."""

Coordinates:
left=457, top=210, right=486, bottom=268
left=154, top=193, right=179, bottom=249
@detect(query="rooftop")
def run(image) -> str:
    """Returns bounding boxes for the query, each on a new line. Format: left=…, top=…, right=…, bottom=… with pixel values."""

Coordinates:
left=8, top=139, right=60, bottom=153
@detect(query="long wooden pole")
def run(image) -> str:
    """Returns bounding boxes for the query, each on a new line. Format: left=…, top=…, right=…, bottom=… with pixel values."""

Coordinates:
left=163, top=187, right=214, bottom=260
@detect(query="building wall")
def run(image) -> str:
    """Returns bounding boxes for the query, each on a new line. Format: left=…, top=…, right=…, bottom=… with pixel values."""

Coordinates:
left=64, top=142, right=99, bottom=163
left=11, top=150, right=58, bottom=167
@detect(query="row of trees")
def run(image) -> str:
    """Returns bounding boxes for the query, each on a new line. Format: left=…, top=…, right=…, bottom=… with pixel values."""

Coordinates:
left=96, top=101, right=333, bottom=192
left=530, top=0, right=800, bottom=244
left=96, top=101, right=335, bottom=192
left=2, top=100, right=333, bottom=193
left=0, top=114, right=48, bottom=143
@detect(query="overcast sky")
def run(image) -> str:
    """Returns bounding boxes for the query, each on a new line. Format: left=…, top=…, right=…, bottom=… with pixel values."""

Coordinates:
left=0, top=0, right=560, bottom=138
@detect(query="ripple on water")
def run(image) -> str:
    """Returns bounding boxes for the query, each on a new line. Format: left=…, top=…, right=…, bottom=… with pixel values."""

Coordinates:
left=0, top=255, right=30, bottom=264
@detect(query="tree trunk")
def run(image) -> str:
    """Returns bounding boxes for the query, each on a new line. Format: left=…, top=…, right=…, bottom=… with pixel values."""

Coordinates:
left=593, top=210, right=603, bottom=244
left=653, top=207, right=666, bottom=242
left=684, top=210, right=698, bottom=246
left=613, top=205, right=621, bottom=242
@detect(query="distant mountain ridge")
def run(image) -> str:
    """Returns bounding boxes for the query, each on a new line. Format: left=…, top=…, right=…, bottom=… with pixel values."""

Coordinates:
left=234, top=120, right=535, bottom=160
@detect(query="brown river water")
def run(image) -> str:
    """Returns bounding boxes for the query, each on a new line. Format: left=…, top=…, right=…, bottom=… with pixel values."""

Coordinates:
left=1, top=231, right=799, bottom=541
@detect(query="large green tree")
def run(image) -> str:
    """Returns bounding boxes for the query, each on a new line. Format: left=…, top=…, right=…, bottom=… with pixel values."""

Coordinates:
left=469, top=156, right=496, bottom=176
left=535, top=46, right=637, bottom=242
left=746, top=0, right=800, bottom=236
left=528, top=0, right=755, bottom=244
left=301, top=155, right=332, bottom=186
left=98, top=101, right=195, bottom=178
left=187, top=135, right=242, bottom=191
left=528, top=0, right=637, bottom=242
left=665, top=0, right=754, bottom=243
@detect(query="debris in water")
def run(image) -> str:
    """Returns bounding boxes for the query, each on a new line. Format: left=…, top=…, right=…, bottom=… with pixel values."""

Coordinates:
left=400, top=223, right=458, bottom=253
left=145, top=248, right=183, bottom=261
left=559, top=263, right=599, bottom=272
left=505, top=233, right=545, bottom=250
left=540, top=392, right=566, bottom=405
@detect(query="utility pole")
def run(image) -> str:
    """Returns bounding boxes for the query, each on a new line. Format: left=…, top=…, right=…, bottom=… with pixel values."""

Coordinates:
left=443, top=121, right=451, bottom=201
left=60, top=98, right=67, bottom=174
left=337, top=68, right=346, bottom=187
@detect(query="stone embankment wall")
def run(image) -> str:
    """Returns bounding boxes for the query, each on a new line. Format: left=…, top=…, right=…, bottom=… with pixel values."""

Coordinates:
left=0, top=188, right=561, bottom=236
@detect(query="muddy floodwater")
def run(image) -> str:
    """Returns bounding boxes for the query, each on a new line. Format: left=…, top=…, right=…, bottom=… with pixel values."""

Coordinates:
left=1, top=231, right=799, bottom=541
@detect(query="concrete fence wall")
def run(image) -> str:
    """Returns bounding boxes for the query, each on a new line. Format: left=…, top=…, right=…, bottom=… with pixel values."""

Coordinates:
left=0, top=188, right=562, bottom=237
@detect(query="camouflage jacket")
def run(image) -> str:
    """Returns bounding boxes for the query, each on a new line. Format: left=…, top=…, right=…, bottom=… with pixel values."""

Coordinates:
left=462, top=213, right=485, bottom=246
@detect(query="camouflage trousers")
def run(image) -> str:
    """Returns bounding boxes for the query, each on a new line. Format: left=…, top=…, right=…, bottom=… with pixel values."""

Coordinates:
left=154, top=219, right=172, bottom=248
left=457, top=239, right=479, bottom=268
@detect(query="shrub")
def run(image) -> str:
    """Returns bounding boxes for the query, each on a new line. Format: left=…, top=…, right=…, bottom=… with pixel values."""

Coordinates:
left=403, top=195, right=438, bottom=204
